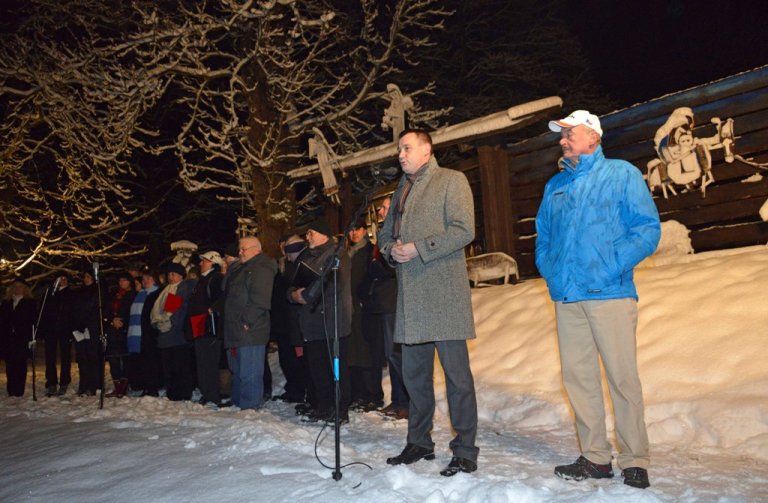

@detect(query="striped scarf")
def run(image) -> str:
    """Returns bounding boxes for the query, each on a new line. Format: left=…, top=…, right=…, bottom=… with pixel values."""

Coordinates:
left=127, top=285, right=158, bottom=353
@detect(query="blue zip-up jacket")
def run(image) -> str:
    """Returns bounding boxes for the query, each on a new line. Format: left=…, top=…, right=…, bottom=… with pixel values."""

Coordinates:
left=535, top=145, right=660, bottom=303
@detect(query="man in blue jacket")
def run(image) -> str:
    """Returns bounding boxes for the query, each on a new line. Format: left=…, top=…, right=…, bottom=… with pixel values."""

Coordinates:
left=535, top=110, right=660, bottom=490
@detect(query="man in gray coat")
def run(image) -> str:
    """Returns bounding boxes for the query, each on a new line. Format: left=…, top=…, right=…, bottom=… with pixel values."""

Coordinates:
left=379, top=129, right=479, bottom=476
left=221, top=236, right=276, bottom=410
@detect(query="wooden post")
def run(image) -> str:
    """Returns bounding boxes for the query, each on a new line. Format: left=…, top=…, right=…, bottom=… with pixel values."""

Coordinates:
left=477, top=138, right=517, bottom=257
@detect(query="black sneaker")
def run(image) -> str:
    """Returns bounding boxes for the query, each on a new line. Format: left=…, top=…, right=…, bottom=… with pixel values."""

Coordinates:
left=440, top=457, right=477, bottom=477
left=622, top=467, right=650, bottom=489
left=386, top=443, right=435, bottom=465
left=554, top=456, right=614, bottom=481
left=295, top=402, right=313, bottom=415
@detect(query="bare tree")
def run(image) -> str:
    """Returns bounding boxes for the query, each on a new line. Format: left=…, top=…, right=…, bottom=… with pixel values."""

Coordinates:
left=0, top=0, right=449, bottom=277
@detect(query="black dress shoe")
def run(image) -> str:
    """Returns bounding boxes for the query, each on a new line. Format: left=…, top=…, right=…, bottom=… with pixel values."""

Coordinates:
left=386, top=443, right=435, bottom=465
left=440, top=457, right=477, bottom=476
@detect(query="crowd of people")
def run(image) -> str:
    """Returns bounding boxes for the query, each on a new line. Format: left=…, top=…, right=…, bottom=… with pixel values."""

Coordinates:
left=0, top=210, right=407, bottom=422
left=1, top=120, right=660, bottom=488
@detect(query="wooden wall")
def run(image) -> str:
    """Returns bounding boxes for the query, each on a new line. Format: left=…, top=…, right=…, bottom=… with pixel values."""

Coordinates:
left=453, top=65, right=768, bottom=278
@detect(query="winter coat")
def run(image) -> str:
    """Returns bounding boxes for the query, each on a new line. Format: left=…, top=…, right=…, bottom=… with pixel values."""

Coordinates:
left=37, top=285, right=76, bottom=341
left=141, top=289, right=161, bottom=353
left=535, top=145, right=661, bottom=303
left=73, top=283, right=104, bottom=343
left=222, top=253, right=276, bottom=348
left=105, top=288, right=136, bottom=356
left=289, top=240, right=352, bottom=343
left=185, top=267, right=223, bottom=341
left=270, top=257, right=293, bottom=339
left=0, top=297, right=37, bottom=360
left=285, top=248, right=309, bottom=347
left=155, top=279, right=194, bottom=349
left=348, top=238, right=384, bottom=367
left=358, top=246, right=397, bottom=315
left=378, top=156, right=477, bottom=345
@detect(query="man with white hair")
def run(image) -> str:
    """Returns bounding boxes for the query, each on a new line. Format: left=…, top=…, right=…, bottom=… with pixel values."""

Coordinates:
left=536, top=110, right=660, bottom=489
left=220, top=236, right=277, bottom=410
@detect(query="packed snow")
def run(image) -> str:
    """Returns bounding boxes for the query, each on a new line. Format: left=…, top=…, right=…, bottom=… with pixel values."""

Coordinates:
left=1, top=245, right=767, bottom=502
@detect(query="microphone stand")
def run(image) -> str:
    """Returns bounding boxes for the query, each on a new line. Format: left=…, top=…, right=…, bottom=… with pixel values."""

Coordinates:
left=94, top=266, right=107, bottom=410
left=30, top=286, right=53, bottom=402
left=317, top=170, right=392, bottom=481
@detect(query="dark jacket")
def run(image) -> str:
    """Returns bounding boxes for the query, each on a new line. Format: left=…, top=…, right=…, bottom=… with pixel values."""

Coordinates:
left=285, top=248, right=309, bottom=347
left=358, top=245, right=397, bottom=315
left=348, top=239, right=383, bottom=367
left=185, top=267, right=223, bottom=340
left=105, top=287, right=136, bottom=356
left=38, top=285, right=76, bottom=341
left=270, top=258, right=293, bottom=340
left=0, top=297, right=37, bottom=359
left=223, top=253, right=277, bottom=348
left=289, top=240, right=352, bottom=342
left=141, top=289, right=161, bottom=352
left=73, top=283, right=104, bottom=343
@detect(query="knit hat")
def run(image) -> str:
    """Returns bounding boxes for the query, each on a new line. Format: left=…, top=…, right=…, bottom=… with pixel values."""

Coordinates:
left=223, top=243, right=239, bottom=258
left=165, top=263, right=187, bottom=278
left=284, top=241, right=307, bottom=254
left=306, top=218, right=333, bottom=238
left=199, top=250, right=223, bottom=267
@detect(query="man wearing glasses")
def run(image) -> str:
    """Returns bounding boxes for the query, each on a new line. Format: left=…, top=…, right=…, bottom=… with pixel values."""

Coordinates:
left=220, top=236, right=277, bottom=410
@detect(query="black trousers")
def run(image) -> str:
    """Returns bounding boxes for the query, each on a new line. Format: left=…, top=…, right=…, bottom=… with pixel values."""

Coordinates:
left=5, top=347, right=28, bottom=397
left=194, top=336, right=222, bottom=403
left=276, top=332, right=306, bottom=400
left=305, top=337, right=350, bottom=413
left=44, top=334, right=72, bottom=388
left=160, top=344, right=193, bottom=401
left=349, top=365, right=384, bottom=405
left=76, top=338, right=101, bottom=393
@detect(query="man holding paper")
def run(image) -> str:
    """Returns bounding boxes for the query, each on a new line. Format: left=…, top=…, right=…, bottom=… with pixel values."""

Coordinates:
left=151, top=263, right=195, bottom=401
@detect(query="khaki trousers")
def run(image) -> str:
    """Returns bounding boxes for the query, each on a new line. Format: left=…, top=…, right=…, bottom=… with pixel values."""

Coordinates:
left=555, top=298, right=649, bottom=469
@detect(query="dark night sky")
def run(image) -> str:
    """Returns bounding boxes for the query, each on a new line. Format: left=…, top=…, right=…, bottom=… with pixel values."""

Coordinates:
left=564, top=0, right=766, bottom=108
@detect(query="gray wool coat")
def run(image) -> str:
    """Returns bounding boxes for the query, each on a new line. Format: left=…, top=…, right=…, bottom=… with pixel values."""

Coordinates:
left=378, top=156, right=477, bottom=345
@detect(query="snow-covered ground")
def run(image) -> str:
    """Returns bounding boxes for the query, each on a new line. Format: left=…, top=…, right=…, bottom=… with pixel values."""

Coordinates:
left=1, top=245, right=767, bottom=502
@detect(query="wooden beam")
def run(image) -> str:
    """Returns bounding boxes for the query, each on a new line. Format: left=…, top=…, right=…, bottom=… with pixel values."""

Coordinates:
left=477, top=142, right=516, bottom=256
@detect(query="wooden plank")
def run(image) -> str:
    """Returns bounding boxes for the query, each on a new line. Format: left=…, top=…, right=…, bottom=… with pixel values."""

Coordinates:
left=662, top=197, right=768, bottom=227
left=515, top=236, right=536, bottom=254
left=515, top=253, right=538, bottom=278
left=506, top=66, right=768, bottom=157
left=691, top=221, right=768, bottom=252
left=515, top=219, right=536, bottom=236
left=655, top=174, right=768, bottom=213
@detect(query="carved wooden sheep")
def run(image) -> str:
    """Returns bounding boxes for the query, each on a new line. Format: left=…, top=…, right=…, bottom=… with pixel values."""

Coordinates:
left=466, top=252, right=519, bottom=287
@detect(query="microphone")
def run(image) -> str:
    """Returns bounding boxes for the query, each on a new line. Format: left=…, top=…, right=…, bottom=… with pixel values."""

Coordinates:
left=93, top=262, right=100, bottom=282
left=51, top=276, right=61, bottom=296
left=371, top=166, right=399, bottom=178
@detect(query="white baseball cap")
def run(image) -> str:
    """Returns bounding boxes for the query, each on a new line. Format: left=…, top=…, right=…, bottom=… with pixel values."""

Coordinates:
left=549, top=110, right=603, bottom=137
left=199, top=251, right=223, bottom=267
